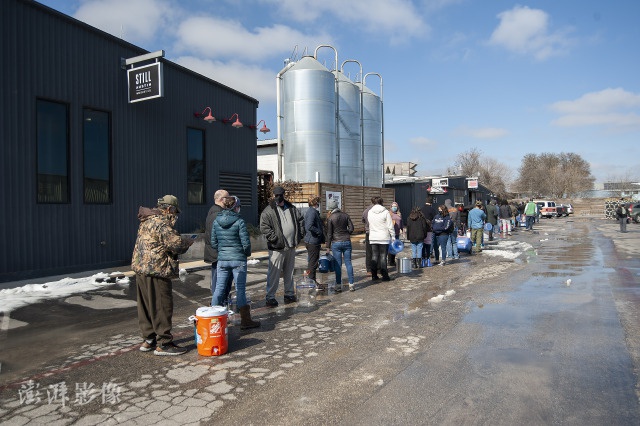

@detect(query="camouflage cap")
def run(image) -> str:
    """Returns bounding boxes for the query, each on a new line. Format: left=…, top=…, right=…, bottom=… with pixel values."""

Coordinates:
left=158, top=195, right=181, bottom=213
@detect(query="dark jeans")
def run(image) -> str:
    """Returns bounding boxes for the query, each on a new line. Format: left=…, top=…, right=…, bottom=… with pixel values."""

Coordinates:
left=305, top=243, right=321, bottom=280
left=488, top=224, right=495, bottom=240
left=371, top=243, right=389, bottom=277
left=365, top=232, right=372, bottom=272
left=422, top=243, right=432, bottom=259
left=433, top=234, right=449, bottom=262
left=526, top=215, right=535, bottom=230
left=620, top=217, right=628, bottom=233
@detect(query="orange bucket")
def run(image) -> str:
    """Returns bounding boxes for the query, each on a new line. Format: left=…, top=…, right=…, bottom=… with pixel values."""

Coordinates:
left=193, top=306, right=229, bottom=356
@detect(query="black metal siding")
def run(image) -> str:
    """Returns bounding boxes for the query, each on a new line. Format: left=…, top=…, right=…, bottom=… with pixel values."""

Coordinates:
left=1, top=0, right=259, bottom=281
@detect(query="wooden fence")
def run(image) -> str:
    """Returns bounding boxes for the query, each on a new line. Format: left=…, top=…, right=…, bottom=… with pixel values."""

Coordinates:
left=285, top=183, right=395, bottom=234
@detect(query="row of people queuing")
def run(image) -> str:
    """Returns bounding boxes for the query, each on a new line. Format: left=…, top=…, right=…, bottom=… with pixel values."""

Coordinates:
left=131, top=188, right=531, bottom=356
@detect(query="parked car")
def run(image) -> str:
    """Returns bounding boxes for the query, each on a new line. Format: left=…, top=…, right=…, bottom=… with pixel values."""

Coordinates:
left=556, top=205, right=568, bottom=217
left=535, top=200, right=557, bottom=218
left=626, top=202, right=640, bottom=223
left=556, top=204, right=573, bottom=217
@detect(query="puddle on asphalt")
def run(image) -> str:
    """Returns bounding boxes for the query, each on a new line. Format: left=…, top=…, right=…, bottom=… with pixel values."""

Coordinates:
left=464, top=223, right=612, bottom=329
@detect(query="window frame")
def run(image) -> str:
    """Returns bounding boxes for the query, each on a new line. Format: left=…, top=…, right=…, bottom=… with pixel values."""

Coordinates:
left=82, top=107, right=112, bottom=204
left=36, top=98, right=70, bottom=204
left=186, top=127, right=206, bottom=205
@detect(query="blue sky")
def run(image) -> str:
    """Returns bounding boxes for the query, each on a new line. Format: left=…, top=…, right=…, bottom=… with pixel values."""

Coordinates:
left=38, top=0, right=640, bottom=184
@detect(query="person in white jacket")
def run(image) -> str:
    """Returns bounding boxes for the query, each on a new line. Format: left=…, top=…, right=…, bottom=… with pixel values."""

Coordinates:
left=367, top=197, right=395, bottom=281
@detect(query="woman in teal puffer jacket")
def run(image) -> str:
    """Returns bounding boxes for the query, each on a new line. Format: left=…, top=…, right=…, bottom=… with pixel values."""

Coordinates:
left=211, top=196, right=260, bottom=329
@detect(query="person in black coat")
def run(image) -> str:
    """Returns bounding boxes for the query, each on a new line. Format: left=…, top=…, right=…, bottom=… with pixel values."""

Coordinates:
left=420, top=196, right=438, bottom=259
left=406, top=207, right=429, bottom=268
left=303, top=195, right=325, bottom=281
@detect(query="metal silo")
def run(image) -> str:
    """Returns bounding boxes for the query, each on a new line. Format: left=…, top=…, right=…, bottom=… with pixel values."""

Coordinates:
left=334, top=70, right=362, bottom=186
left=279, top=56, right=337, bottom=183
left=362, top=81, right=383, bottom=187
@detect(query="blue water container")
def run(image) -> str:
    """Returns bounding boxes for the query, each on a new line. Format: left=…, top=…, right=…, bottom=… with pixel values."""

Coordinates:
left=388, top=239, right=404, bottom=255
left=457, top=236, right=472, bottom=253
left=318, top=255, right=330, bottom=273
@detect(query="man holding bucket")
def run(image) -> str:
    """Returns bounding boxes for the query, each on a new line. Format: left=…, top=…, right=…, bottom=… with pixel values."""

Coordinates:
left=132, top=195, right=193, bottom=356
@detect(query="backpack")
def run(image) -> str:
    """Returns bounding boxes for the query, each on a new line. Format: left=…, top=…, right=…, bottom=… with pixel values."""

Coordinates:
left=620, top=205, right=627, bottom=215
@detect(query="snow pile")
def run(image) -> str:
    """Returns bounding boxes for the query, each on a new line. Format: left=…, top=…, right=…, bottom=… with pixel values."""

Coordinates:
left=481, top=240, right=533, bottom=259
left=0, top=272, right=126, bottom=314
left=429, top=289, right=456, bottom=303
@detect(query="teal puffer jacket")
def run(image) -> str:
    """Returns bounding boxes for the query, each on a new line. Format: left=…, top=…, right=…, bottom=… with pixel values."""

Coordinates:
left=211, top=210, right=251, bottom=261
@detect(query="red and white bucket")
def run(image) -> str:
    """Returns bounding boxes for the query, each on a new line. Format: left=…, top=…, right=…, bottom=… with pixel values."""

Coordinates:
left=190, top=306, right=229, bottom=356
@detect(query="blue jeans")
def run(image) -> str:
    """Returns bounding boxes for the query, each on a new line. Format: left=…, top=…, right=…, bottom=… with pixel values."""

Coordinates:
left=434, top=234, right=449, bottom=262
left=213, top=260, right=247, bottom=308
left=331, top=241, right=354, bottom=284
left=210, top=262, right=233, bottom=306
left=447, top=228, right=459, bottom=258
left=411, top=242, right=423, bottom=258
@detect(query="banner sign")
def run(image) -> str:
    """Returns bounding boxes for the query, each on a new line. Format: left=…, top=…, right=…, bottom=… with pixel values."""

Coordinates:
left=467, top=179, right=478, bottom=189
left=127, top=62, right=163, bottom=103
left=431, top=178, right=449, bottom=188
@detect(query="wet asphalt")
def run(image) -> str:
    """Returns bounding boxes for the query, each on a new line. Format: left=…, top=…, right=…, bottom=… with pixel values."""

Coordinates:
left=1, top=217, right=639, bottom=425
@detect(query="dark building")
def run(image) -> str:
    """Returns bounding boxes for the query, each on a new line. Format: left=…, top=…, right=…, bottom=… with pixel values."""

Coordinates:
left=385, top=176, right=493, bottom=220
left=1, top=0, right=261, bottom=281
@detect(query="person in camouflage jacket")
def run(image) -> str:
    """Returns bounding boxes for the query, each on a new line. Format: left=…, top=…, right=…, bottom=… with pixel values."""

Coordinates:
left=131, top=195, right=193, bottom=356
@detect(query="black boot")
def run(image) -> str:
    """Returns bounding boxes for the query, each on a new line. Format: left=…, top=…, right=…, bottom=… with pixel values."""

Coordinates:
left=412, top=258, right=418, bottom=269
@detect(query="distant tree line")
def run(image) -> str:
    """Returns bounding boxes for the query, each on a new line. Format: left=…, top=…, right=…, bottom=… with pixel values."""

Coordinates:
left=514, top=152, right=595, bottom=198
left=447, top=149, right=595, bottom=199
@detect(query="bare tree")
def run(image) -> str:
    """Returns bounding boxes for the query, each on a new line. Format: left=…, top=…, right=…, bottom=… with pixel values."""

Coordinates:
left=451, top=148, right=513, bottom=198
left=515, top=152, right=594, bottom=198
left=452, top=148, right=482, bottom=177
left=604, top=168, right=639, bottom=198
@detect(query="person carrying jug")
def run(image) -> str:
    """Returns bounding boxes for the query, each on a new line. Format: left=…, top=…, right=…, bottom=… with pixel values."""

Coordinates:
left=387, top=201, right=403, bottom=268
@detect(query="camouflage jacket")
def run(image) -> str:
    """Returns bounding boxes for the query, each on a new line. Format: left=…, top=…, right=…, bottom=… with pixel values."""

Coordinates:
left=131, top=207, right=192, bottom=278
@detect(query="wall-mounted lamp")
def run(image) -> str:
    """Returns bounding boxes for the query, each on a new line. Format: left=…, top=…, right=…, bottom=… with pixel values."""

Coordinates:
left=194, top=107, right=216, bottom=123
left=222, top=113, right=243, bottom=128
left=249, top=119, right=271, bottom=134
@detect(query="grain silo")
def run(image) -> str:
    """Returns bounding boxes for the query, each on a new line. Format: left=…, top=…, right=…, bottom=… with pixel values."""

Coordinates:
left=279, top=56, right=337, bottom=183
left=362, top=78, right=383, bottom=188
left=276, top=46, right=384, bottom=187
left=334, top=70, right=362, bottom=185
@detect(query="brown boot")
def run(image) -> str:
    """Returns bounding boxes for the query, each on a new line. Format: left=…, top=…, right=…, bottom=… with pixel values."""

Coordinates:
left=239, top=305, right=260, bottom=329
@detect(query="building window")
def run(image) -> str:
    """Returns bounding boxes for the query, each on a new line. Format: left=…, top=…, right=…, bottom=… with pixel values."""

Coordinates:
left=187, top=128, right=205, bottom=204
left=37, top=99, right=69, bottom=203
left=83, top=108, right=111, bottom=203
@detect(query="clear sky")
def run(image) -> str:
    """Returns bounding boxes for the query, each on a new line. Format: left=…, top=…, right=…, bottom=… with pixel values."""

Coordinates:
left=37, top=0, right=640, bottom=184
